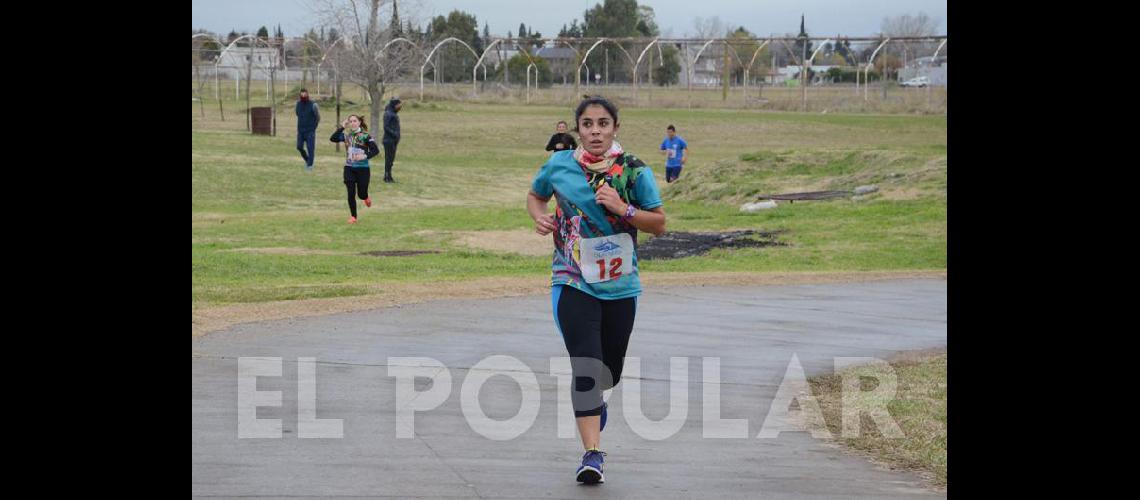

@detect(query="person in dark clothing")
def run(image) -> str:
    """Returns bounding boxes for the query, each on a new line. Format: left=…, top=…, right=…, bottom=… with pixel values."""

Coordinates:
left=295, top=88, right=320, bottom=171
left=545, top=120, right=578, bottom=154
left=382, top=98, right=402, bottom=183
left=329, top=114, right=381, bottom=224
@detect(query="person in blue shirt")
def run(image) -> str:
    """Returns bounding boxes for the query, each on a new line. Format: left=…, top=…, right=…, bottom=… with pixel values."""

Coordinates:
left=527, top=95, right=666, bottom=485
left=659, top=124, right=688, bottom=183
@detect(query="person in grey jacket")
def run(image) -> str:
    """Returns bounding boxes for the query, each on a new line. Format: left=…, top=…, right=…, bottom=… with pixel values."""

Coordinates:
left=381, top=98, right=401, bottom=183
left=295, top=88, right=321, bottom=171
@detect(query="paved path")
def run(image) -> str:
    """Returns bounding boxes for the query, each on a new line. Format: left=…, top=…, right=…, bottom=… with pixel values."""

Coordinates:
left=193, top=279, right=946, bottom=498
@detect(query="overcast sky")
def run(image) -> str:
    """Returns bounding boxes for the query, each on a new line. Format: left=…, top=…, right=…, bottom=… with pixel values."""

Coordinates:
left=192, top=0, right=946, bottom=39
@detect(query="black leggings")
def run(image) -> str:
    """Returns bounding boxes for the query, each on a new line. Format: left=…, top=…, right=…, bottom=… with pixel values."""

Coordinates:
left=343, top=166, right=371, bottom=217
left=553, top=285, right=637, bottom=417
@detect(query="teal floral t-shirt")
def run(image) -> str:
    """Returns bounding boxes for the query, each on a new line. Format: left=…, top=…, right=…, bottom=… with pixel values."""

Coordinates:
left=530, top=150, right=663, bottom=300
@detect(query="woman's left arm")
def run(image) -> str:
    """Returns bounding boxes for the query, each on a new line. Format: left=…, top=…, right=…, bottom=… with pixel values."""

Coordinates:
left=626, top=206, right=666, bottom=236
left=595, top=185, right=666, bottom=236
left=365, top=137, right=380, bottom=159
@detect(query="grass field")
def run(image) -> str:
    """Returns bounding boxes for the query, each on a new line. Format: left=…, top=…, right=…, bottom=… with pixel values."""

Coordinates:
left=809, top=352, right=948, bottom=488
left=192, top=90, right=946, bottom=308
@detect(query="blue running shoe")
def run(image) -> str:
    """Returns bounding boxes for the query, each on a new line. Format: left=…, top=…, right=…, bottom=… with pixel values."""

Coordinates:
left=576, top=449, right=605, bottom=484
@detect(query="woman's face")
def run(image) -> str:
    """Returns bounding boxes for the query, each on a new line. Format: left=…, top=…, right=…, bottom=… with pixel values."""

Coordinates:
left=348, top=116, right=361, bottom=129
left=576, top=105, right=618, bottom=156
left=556, top=122, right=567, bottom=133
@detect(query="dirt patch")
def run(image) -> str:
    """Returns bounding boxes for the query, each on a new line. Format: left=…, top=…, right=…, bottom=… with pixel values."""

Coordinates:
left=224, top=247, right=345, bottom=256
left=453, top=229, right=551, bottom=256
left=192, top=270, right=945, bottom=338
left=360, top=250, right=441, bottom=257
left=639, top=230, right=787, bottom=260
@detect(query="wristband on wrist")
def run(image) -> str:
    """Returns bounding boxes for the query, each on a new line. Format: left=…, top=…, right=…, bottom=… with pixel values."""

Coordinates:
left=620, top=203, right=637, bottom=222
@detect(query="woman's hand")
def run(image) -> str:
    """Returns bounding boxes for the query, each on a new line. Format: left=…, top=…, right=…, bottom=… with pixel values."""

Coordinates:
left=533, top=213, right=556, bottom=235
left=341, top=119, right=349, bottom=129
left=594, top=184, right=627, bottom=215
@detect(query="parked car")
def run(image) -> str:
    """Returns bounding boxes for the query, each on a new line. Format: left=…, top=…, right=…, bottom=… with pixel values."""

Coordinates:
left=900, top=76, right=930, bottom=88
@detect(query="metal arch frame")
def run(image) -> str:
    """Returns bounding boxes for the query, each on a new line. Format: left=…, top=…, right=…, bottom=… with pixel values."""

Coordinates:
left=632, top=37, right=662, bottom=85
left=685, top=39, right=716, bottom=93
left=192, top=33, right=223, bottom=43
left=745, top=39, right=772, bottom=69
left=270, top=38, right=289, bottom=96
left=220, top=34, right=278, bottom=130
left=724, top=40, right=746, bottom=72
left=932, top=38, right=948, bottom=62
left=191, top=33, right=226, bottom=100
left=808, top=39, right=832, bottom=64
left=553, top=39, right=584, bottom=62
left=575, top=38, right=636, bottom=89
left=376, top=36, right=435, bottom=66
left=513, top=45, right=539, bottom=103
left=743, top=39, right=771, bottom=96
left=691, top=39, right=718, bottom=62
left=723, top=41, right=746, bottom=91
left=687, top=39, right=745, bottom=91
left=775, top=38, right=802, bottom=66
left=522, top=52, right=540, bottom=96
left=632, top=38, right=665, bottom=99
left=216, top=35, right=279, bottom=100
left=251, top=37, right=281, bottom=101
left=472, top=39, right=507, bottom=92
left=295, top=36, right=324, bottom=93
left=864, top=37, right=890, bottom=101
left=526, top=62, right=538, bottom=103
left=926, top=39, right=948, bottom=103
left=371, top=37, right=436, bottom=97
left=634, top=37, right=664, bottom=70
left=803, top=38, right=832, bottom=86
left=494, top=41, right=541, bottom=99
left=420, top=37, right=480, bottom=100
left=316, top=37, right=345, bottom=96
left=216, top=34, right=257, bottom=100
left=550, top=39, right=584, bottom=90
left=773, top=37, right=808, bottom=108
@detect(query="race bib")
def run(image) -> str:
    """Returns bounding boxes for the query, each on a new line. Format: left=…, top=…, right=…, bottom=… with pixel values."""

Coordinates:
left=667, top=148, right=676, bottom=159
left=347, top=146, right=364, bottom=161
left=578, top=233, right=634, bottom=284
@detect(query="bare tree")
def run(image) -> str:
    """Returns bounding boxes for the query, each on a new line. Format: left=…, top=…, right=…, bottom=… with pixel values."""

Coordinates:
left=691, top=16, right=726, bottom=40
left=880, top=12, right=939, bottom=37
left=312, top=0, right=419, bottom=131
left=881, top=12, right=941, bottom=70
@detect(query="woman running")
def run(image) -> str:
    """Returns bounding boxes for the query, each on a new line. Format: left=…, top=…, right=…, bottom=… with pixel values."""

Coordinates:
left=526, top=95, right=667, bottom=484
left=330, top=114, right=380, bottom=224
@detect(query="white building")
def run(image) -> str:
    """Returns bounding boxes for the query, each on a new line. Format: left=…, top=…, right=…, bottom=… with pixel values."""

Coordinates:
left=214, top=46, right=281, bottom=79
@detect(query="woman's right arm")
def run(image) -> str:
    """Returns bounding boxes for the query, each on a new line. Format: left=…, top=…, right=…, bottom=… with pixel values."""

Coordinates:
left=329, top=127, right=344, bottom=143
left=527, top=191, right=556, bottom=235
